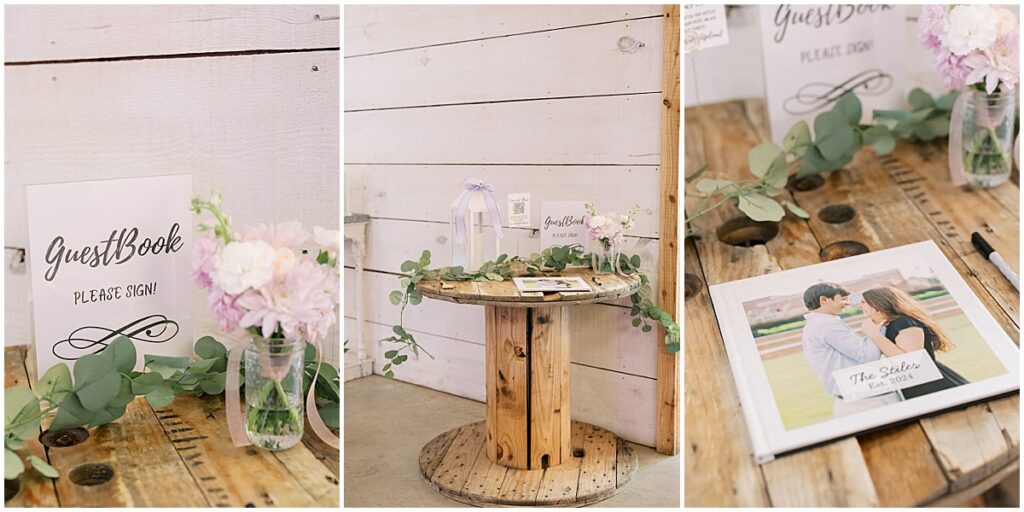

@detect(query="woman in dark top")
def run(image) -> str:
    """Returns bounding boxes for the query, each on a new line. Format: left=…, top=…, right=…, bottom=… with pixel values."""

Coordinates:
left=858, top=286, right=968, bottom=399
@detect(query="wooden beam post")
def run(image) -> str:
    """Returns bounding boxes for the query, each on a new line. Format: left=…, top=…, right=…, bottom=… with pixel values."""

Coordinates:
left=656, top=3, right=681, bottom=456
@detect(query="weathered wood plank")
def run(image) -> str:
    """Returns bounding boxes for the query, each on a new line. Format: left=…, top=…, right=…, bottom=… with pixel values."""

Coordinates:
left=5, top=5, right=339, bottom=62
left=460, top=438, right=509, bottom=501
left=762, top=442, right=880, bottom=507
left=656, top=3, right=680, bottom=457
left=431, top=423, right=486, bottom=491
left=343, top=4, right=663, bottom=56
left=419, top=426, right=460, bottom=481
left=486, top=306, right=529, bottom=468
left=576, top=424, right=617, bottom=498
left=859, top=424, right=950, bottom=506
left=344, top=94, right=662, bottom=165
left=529, top=307, right=570, bottom=469
left=536, top=421, right=585, bottom=505
left=921, top=404, right=1015, bottom=492
left=346, top=16, right=662, bottom=110
left=987, top=395, right=1020, bottom=452
left=418, top=268, right=639, bottom=307
left=271, top=436, right=339, bottom=506
left=4, top=346, right=60, bottom=508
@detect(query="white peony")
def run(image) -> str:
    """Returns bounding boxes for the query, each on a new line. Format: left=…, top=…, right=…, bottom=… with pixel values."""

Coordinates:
left=211, top=240, right=277, bottom=294
left=273, top=247, right=297, bottom=277
left=941, top=5, right=999, bottom=55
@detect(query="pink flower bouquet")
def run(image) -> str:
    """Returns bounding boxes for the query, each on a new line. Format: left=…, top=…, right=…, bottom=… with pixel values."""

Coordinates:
left=583, top=203, right=640, bottom=273
left=919, top=5, right=1019, bottom=93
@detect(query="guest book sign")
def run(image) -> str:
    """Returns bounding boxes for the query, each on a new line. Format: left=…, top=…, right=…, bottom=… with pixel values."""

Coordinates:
left=26, top=175, right=193, bottom=376
left=540, top=201, right=588, bottom=250
left=758, top=4, right=906, bottom=143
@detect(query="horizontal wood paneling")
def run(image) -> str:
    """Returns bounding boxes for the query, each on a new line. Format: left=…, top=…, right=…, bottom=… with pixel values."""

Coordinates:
left=344, top=94, right=662, bottom=165
left=344, top=4, right=664, bottom=57
left=365, top=320, right=657, bottom=445
left=345, top=17, right=662, bottom=110
left=5, top=51, right=339, bottom=247
left=345, top=268, right=660, bottom=378
left=5, top=5, right=339, bottom=63
left=347, top=165, right=661, bottom=238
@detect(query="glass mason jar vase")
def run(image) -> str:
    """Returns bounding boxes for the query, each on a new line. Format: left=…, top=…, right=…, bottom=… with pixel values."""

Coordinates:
left=961, top=88, right=1016, bottom=188
left=243, top=337, right=305, bottom=451
left=591, top=240, right=618, bottom=274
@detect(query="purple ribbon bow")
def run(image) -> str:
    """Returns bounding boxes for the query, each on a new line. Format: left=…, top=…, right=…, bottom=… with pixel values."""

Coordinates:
left=454, top=177, right=504, bottom=245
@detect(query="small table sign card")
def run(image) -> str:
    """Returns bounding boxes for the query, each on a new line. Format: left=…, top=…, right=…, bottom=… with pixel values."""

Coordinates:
left=539, top=201, right=588, bottom=251
left=26, top=175, right=194, bottom=377
left=684, top=4, right=730, bottom=53
left=832, top=350, right=943, bottom=401
left=758, top=4, right=906, bottom=143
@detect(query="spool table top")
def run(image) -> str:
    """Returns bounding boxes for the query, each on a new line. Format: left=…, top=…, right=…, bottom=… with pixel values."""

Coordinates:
left=416, top=267, right=641, bottom=307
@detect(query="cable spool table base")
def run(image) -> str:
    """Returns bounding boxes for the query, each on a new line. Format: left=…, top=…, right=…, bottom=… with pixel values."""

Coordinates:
left=418, top=420, right=637, bottom=507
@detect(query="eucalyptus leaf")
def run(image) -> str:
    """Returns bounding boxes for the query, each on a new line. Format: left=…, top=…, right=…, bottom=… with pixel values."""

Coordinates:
left=738, top=193, right=786, bottom=222
left=104, top=336, right=137, bottom=374
left=50, top=393, right=96, bottom=429
left=388, top=290, right=404, bottom=305
left=813, top=110, right=848, bottom=139
left=27, top=454, right=58, bottom=478
left=695, top=179, right=734, bottom=195
left=6, top=448, right=24, bottom=480
left=816, top=125, right=857, bottom=161
left=908, top=88, right=934, bottom=110
left=782, top=120, right=812, bottom=152
left=72, top=354, right=121, bottom=412
left=318, top=403, right=340, bottom=429
left=400, top=260, right=417, bottom=272
left=145, top=385, right=175, bottom=409
left=131, top=372, right=164, bottom=395
left=4, top=387, right=41, bottom=440
left=194, top=336, right=227, bottom=360
left=834, top=93, right=862, bottom=125
left=37, top=363, right=73, bottom=405
left=935, top=91, right=959, bottom=111
left=89, top=403, right=127, bottom=427
left=782, top=200, right=810, bottom=219
left=748, top=142, right=783, bottom=177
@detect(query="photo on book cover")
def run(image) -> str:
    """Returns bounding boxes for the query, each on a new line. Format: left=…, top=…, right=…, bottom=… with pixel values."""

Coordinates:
left=709, top=241, right=1019, bottom=463
left=513, top=276, right=592, bottom=293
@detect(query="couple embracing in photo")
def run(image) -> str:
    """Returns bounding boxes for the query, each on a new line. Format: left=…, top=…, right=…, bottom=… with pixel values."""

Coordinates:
left=801, top=282, right=968, bottom=418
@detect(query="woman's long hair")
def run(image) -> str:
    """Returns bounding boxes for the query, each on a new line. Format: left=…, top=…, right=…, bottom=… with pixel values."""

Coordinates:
left=861, top=286, right=955, bottom=352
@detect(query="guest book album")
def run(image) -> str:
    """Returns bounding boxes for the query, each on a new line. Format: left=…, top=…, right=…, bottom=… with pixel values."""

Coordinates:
left=25, top=174, right=194, bottom=377
left=708, top=241, right=1019, bottom=463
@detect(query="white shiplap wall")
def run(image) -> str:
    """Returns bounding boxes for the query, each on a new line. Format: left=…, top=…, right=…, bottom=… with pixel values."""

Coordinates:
left=343, top=5, right=666, bottom=447
left=4, top=5, right=341, bottom=361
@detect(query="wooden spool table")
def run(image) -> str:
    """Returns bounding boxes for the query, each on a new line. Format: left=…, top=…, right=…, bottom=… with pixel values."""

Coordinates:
left=415, top=268, right=641, bottom=506
left=685, top=100, right=1020, bottom=507
left=4, top=346, right=338, bottom=508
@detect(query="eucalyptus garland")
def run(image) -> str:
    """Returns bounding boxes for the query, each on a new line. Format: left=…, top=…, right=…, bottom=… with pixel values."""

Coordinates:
left=380, top=244, right=680, bottom=378
left=685, top=89, right=960, bottom=237
left=4, top=336, right=339, bottom=481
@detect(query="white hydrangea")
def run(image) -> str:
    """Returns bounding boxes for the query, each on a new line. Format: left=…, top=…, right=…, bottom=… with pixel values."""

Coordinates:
left=941, top=5, right=999, bottom=56
left=211, top=240, right=277, bottom=294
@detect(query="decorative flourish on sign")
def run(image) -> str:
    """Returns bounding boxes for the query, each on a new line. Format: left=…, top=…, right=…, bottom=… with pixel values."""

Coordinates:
left=783, top=69, right=893, bottom=115
left=52, top=314, right=180, bottom=360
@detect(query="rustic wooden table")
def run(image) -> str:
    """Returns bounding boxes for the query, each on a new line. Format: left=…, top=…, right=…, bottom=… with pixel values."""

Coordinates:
left=684, top=100, right=1020, bottom=507
left=415, top=268, right=641, bottom=506
left=5, top=346, right=338, bottom=508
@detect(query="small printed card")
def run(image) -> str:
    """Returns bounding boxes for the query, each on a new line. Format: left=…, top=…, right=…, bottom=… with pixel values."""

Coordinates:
left=832, top=350, right=943, bottom=401
left=507, top=193, right=531, bottom=228
left=513, top=277, right=592, bottom=293
left=25, top=175, right=194, bottom=377
left=540, top=201, right=588, bottom=250
left=684, top=4, right=730, bottom=53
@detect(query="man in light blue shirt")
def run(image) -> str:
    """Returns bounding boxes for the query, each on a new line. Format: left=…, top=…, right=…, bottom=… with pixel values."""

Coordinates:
left=801, top=282, right=901, bottom=418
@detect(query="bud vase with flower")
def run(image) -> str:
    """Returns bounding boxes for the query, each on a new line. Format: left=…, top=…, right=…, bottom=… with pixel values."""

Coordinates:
left=583, top=203, right=640, bottom=274
left=191, top=192, right=340, bottom=451
left=918, top=4, right=1019, bottom=187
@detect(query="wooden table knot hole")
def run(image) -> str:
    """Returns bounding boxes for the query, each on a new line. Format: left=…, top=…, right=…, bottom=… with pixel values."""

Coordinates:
left=40, top=427, right=89, bottom=448
left=818, top=204, right=856, bottom=224
left=684, top=273, right=703, bottom=299
left=5, top=478, right=19, bottom=502
left=69, top=463, right=115, bottom=486
left=819, top=241, right=869, bottom=261
left=716, top=217, right=779, bottom=247
left=573, top=448, right=585, bottom=458
left=788, top=175, right=825, bottom=192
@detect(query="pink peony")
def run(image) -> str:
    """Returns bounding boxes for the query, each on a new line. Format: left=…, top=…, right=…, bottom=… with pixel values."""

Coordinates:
left=919, top=5, right=947, bottom=50
left=238, top=221, right=309, bottom=249
left=193, top=231, right=219, bottom=289
left=934, top=49, right=972, bottom=89
left=235, top=259, right=338, bottom=342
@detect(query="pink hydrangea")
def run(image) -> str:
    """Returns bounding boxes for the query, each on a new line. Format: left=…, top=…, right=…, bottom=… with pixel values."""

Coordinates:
left=238, top=221, right=310, bottom=249
left=207, top=286, right=246, bottom=333
left=235, top=260, right=338, bottom=342
left=192, top=231, right=219, bottom=289
left=918, top=5, right=947, bottom=50
left=920, top=5, right=1019, bottom=93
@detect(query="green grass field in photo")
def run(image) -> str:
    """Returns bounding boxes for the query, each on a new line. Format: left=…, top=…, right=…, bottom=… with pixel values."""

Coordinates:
left=763, top=314, right=1008, bottom=430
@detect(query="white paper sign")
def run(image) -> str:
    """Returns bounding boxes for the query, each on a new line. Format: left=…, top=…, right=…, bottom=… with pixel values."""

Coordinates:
left=507, top=193, right=531, bottom=228
left=540, top=201, right=588, bottom=250
left=832, top=350, right=943, bottom=400
left=684, top=4, right=730, bottom=53
left=26, top=175, right=194, bottom=376
left=758, top=4, right=906, bottom=143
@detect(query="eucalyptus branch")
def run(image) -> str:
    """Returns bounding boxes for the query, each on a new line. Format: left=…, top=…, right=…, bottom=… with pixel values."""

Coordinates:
left=381, top=245, right=680, bottom=378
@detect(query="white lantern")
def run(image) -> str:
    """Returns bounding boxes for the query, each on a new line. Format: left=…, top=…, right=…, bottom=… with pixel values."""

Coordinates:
left=450, top=178, right=503, bottom=272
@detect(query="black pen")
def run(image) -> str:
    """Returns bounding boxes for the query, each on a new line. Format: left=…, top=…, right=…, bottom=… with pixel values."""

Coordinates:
left=971, top=232, right=1019, bottom=291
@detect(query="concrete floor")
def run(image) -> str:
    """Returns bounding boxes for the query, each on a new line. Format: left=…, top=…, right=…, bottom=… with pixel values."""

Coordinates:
left=344, top=376, right=680, bottom=508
